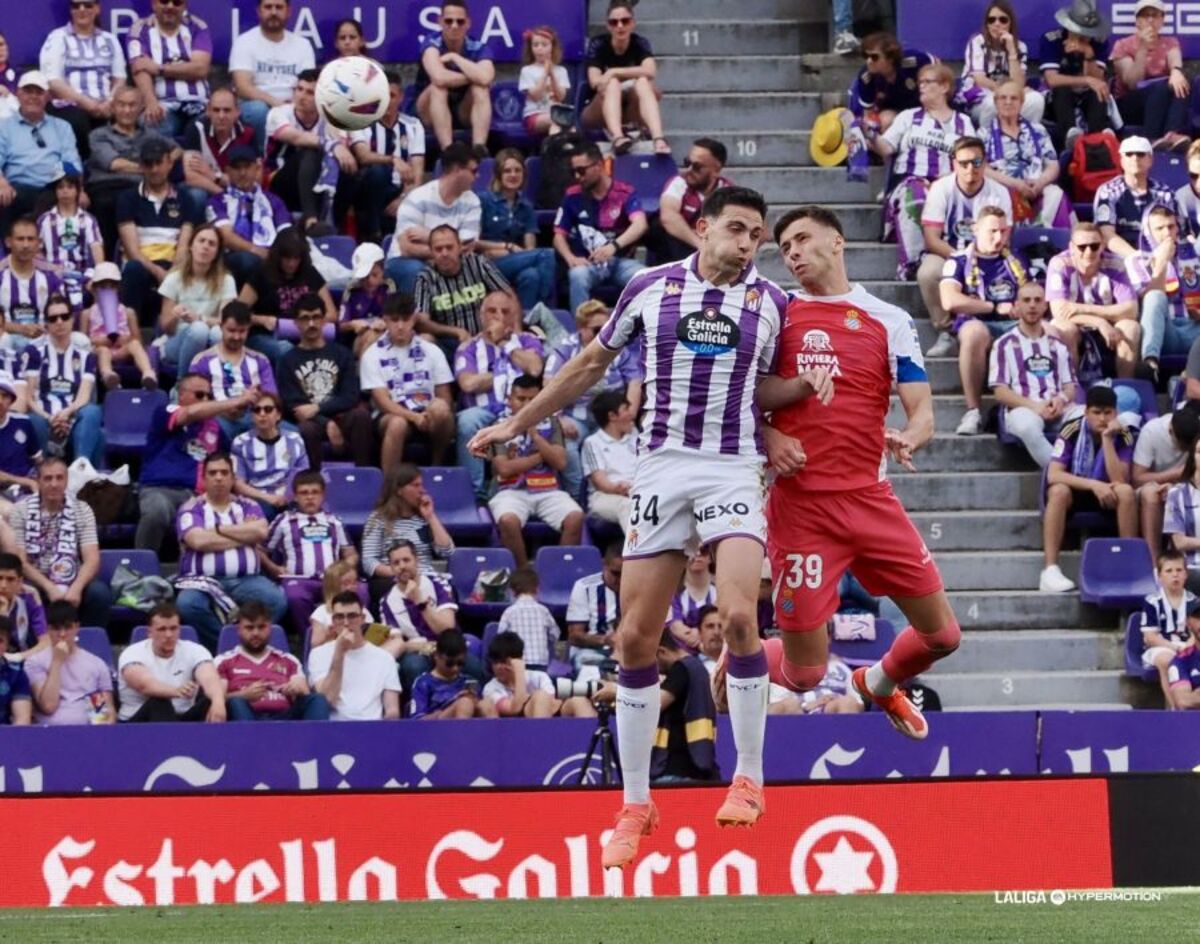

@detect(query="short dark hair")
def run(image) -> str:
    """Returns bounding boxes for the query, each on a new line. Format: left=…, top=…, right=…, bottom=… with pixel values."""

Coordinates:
left=297, top=68, right=320, bottom=85
left=382, top=293, right=416, bottom=319
left=435, top=628, right=467, bottom=657
left=701, top=186, right=767, bottom=224
left=0, top=552, right=20, bottom=576
left=292, top=470, right=326, bottom=492
left=139, top=137, right=172, bottom=165
left=1085, top=385, right=1118, bottom=410
left=441, top=141, right=475, bottom=171
left=203, top=451, right=234, bottom=474
left=8, top=215, right=37, bottom=235
left=37, top=455, right=68, bottom=476
left=580, top=142, right=603, bottom=163
left=774, top=204, right=844, bottom=245
left=693, top=137, right=727, bottom=166
left=429, top=223, right=460, bottom=244
left=509, top=565, right=539, bottom=596
left=488, top=630, right=524, bottom=662
left=293, top=292, right=324, bottom=316
left=45, top=600, right=79, bottom=629
left=43, top=293, right=72, bottom=317
left=147, top=602, right=181, bottom=626
left=511, top=374, right=542, bottom=393
left=1158, top=548, right=1187, bottom=570
left=591, top=388, right=628, bottom=429
left=387, top=539, right=419, bottom=559
left=220, top=300, right=253, bottom=326
left=1172, top=403, right=1200, bottom=448
left=236, top=600, right=273, bottom=624
left=952, top=135, right=986, bottom=159
left=603, top=542, right=623, bottom=563
left=385, top=70, right=404, bottom=90
left=330, top=590, right=362, bottom=610
left=696, top=604, right=720, bottom=626
left=443, top=1, right=469, bottom=13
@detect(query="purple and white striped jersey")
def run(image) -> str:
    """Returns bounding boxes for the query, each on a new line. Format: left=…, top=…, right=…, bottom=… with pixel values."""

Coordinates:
left=920, top=176, right=1013, bottom=250
left=597, top=253, right=785, bottom=458
left=37, top=207, right=101, bottom=273
left=453, top=333, right=545, bottom=411
left=1165, top=482, right=1200, bottom=567
left=881, top=107, right=976, bottom=180
left=988, top=326, right=1076, bottom=401
left=125, top=13, right=212, bottom=105
left=177, top=496, right=264, bottom=578
left=380, top=575, right=457, bottom=641
left=189, top=348, right=277, bottom=402
left=670, top=583, right=717, bottom=628
left=20, top=339, right=95, bottom=415
left=40, top=25, right=126, bottom=105
left=266, top=509, right=350, bottom=578
left=1045, top=250, right=1137, bottom=306
left=360, top=335, right=453, bottom=413
left=230, top=429, right=309, bottom=492
left=0, top=266, right=64, bottom=328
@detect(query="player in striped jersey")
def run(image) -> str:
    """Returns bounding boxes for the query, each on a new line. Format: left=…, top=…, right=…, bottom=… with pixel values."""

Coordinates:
left=754, top=205, right=960, bottom=744
left=988, top=282, right=1078, bottom=467
left=470, top=186, right=785, bottom=867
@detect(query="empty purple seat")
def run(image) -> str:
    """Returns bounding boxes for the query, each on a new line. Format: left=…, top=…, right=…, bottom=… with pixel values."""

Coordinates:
left=130, top=625, right=200, bottom=644
left=216, top=623, right=290, bottom=655
left=321, top=466, right=383, bottom=539
left=103, top=389, right=168, bottom=461
left=490, top=82, right=532, bottom=150
left=1111, top=378, right=1158, bottom=423
left=1155, top=152, right=1189, bottom=192
left=451, top=548, right=516, bottom=626
left=1123, top=612, right=1159, bottom=682
left=1009, top=225, right=1069, bottom=257
left=613, top=153, right=677, bottom=215
left=585, top=514, right=623, bottom=552
left=1079, top=538, right=1156, bottom=608
left=535, top=545, right=602, bottom=619
left=423, top=467, right=496, bottom=545
left=78, top=626, right=115, bottom=673
left=830, top=618, right=897, bottom=667
left=311, top=235, right=356, bottom=268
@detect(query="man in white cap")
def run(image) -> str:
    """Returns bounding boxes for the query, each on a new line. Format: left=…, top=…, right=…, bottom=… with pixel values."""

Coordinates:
left=1039, top=0, right=1113, bottom=150
left=1094, top=135, right=1176, bottom=258
left=206, top=143, right=291, bottom=285
left=0, top=72, right=82, bottom=238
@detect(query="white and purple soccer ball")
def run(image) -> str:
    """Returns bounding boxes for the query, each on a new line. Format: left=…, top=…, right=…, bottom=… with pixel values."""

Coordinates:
left=315, top=56, right=389, bottom=132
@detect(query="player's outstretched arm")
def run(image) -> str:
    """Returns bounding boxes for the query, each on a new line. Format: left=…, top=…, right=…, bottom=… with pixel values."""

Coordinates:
left=756, top=367, right=835, bottom=412
left=886, top=381, right=935, bottom=472
left=466, top=339, right=619, bottom=458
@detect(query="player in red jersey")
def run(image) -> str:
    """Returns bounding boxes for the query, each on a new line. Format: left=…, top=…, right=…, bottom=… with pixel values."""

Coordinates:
left=754, top=205, right=961, bottom=737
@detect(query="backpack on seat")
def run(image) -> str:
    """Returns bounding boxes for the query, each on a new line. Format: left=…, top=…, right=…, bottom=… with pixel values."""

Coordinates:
left=1068, top=131, right=1121, bottom=203
left=535, top=131, right=588, bottom=210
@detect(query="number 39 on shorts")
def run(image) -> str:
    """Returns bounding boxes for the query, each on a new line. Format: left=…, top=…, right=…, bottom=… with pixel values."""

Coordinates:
left=785, top=553, right=823, bottom=589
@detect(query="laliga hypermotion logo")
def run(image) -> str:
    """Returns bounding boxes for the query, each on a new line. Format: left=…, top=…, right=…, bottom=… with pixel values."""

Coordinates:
left=790, top=815, right=898, bottom=895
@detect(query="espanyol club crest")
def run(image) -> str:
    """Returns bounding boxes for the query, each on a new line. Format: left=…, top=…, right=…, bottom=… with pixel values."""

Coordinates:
left=844, top=309, right=862, bottom=331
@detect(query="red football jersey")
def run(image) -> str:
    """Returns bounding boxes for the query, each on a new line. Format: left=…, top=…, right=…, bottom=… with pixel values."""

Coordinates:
left=769, top=285, right=927, bottom=494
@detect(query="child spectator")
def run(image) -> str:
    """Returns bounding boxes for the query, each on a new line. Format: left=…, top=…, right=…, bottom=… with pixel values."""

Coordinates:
left=582, top=389, right=637, bottom=531
left=0, top=379, right=39, bottom=505
left=497, top=565, right=559, bottom=671
left=1139, top=551, right=1196, bottom=706
left=566, top=542, right=622, bottom=675
left=36, top=174, right=103, bottom=309
left=484, top=632, right=595, bottom=718
left=1133, top=404, right=1199, bottom=547
left=84, top=262, right=157, bottom=390
left=410, top=629, right=496, bottom=719
left=1167, top=604, right=1200, bottom=709
left=1164, top=433, right=1200, bottom=592
left=520, top=26, right=569, bottom=138
left=338, top=243, right=389, bottom=356
left=668, top=548, right=717, bottom=649
left=24, top=601, right=114, bottom=725
left=1041, top=385, right=1136, bottom=592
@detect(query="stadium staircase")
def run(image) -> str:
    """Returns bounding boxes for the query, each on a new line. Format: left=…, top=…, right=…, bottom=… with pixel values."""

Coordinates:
left=602, top=0, right=1133, bottom=709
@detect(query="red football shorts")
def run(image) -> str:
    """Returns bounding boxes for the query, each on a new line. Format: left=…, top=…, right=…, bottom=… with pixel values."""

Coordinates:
left=766, top=480, right=944, bottom=631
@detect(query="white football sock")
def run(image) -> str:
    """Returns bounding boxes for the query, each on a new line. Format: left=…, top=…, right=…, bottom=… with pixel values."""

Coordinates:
left=726, top=673, right=768, bottom=785
left=616, top=681, right=661, bottom=805
left=865, top=661, right=897, bottom=696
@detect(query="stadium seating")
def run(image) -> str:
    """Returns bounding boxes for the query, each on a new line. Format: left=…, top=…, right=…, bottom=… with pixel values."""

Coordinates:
left=321, top=466, right=384, bottom=539
left=490, top=82, right=531, bottom=150
left=1079, top=538, right=1157, bottom=609
left=77, top=626, right=116, bottom=674
left=216, top=624, right=290, bottom=655
left=830, top=618, right=898, bottom=667
left=130, top=625, right=201, bottom=644
left=99, top=549, right=163, bottom=631
left=535, top=545, right=602, bottom=619
left=103, top=389, right=168, bottom=465
left=1111, top=379, right=1159, bottom=424
left=1123, top=613, right=1159, bottom=683
left=421, top=467, right=496, bottom=545
left=614, top=153, right=676, bottom=215
left=450, top=547, right=516, bottom=625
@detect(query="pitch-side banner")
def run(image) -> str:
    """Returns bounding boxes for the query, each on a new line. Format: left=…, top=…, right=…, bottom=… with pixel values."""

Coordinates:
left=0, top=714, right=1036, bottom=793
left=2, top=2, right=587, bottom=70
left=4, top=779, right=1111, bottom=907
left=898, top=1, right=1200, bottom=60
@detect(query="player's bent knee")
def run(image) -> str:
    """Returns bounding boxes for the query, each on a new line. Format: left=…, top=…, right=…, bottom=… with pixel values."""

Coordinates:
left=917, top=619, right=962, bottom=655
left=780, top=660, right=827, bottom=692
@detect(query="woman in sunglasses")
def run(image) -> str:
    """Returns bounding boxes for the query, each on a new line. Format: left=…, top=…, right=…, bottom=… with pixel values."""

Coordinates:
left=1110, top=0, right=1191, bottom=152
left=230, top=391, right=308, bottom=521
left=960, top=1, right=1044, bottom=127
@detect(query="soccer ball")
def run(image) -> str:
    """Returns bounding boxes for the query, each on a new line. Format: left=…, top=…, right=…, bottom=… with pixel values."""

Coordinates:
left=315, top=56, right=389, bottom=132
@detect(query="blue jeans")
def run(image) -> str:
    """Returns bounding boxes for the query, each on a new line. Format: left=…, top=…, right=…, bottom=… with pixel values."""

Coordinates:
left=29, top=403, right=103, bottom=469
left=163, top=321, right=220, bottom=373
left=562, top=414, right=595, bottom=502
left=239, top=100, right=270, bottom=153
left=176, top=575, right=287, bottom=651
left=567, top=258, right=644, bottom=314
left=384, top=256, right=428, bottom=296
left=227, top=693, right=331, bottom=721
left=1140, top=289, right=1200, bottom=360
left=224, top=250, right=264, bottom=288
left=120, top=259, right=167, bottom=328
left=455, top=405, right=501, bottom=500
left=179, top=186, right=209, bottom=225
left=831, top=0, right=853, bottom=32
left=147, top=106, right=189, bottom=141
left=354, top=165, right=401, bottom=244
left=495, top=249, right=558, bottom=309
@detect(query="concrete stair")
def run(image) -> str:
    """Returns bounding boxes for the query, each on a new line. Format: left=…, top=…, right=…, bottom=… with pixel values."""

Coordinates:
left=608, top=0, right=1130, bottom=710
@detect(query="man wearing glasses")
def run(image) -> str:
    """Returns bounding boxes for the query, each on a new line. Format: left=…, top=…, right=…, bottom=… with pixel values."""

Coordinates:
left=848, top=32, right=935, bottom=137
left=279, top=293, right=372, bottom=470
left=0, top=72, right=81, bottom=240
left=307, top=590, right=402, bottom=721
left=125, top=0, right=213, bottom=139
left=656, top=138, right=733, bottom=263
left=553, top=141, right=647, bottom=314
left=386, top=141, right=481, bottom=296
left=1095, top=135, right=1176, bottom=258
left=1046, top=221, right=1141, bottom=378
left=919, top=136, right=1013, bottom=358
left=414, top=1, right=494, bottom=155
left=39, top=0, right=128, bottom=162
